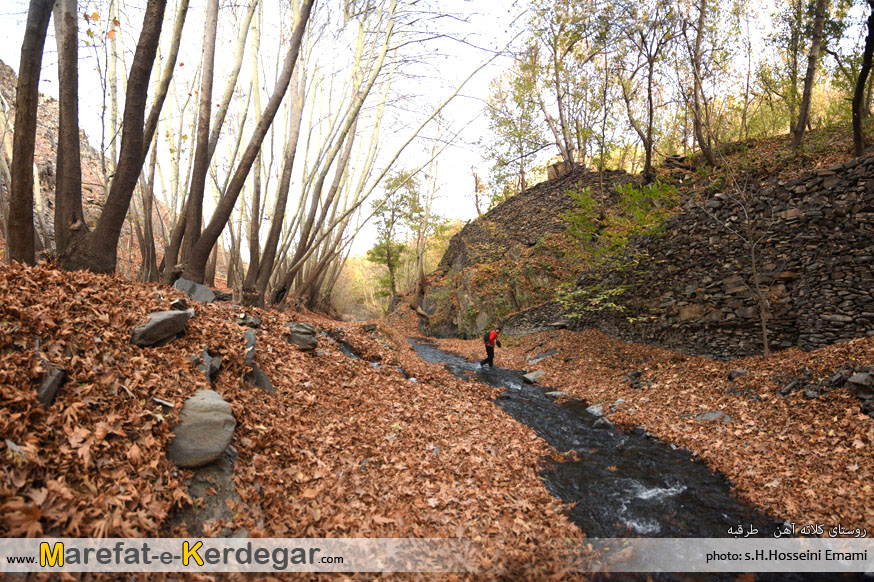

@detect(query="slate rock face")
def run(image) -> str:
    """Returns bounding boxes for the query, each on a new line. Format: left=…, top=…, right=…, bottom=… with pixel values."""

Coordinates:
left=285, top=322, right=318, bottom=352
left=131, top=310, right=194, bottom=347
left=173, top=278, right=216, bottom=304
left=168, top=390, right=236, bottom=468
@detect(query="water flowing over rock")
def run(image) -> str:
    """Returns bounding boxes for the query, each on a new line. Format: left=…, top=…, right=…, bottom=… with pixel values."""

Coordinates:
left=167, top=390, right=236, bottom=468
left=130, top=309, right=194, bottom=347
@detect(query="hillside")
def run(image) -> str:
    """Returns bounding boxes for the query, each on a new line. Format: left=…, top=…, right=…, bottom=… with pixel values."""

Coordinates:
left=0, top=263, right=585, bottom=576
left=422, top=122, right=874, bottom=361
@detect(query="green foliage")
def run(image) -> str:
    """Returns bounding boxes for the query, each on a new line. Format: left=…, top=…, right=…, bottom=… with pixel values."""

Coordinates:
left=366, top=241, right=408, bottom=298
left=562, top=181, right=678, bottom=260
left=557, top=281, right=629, bottom=317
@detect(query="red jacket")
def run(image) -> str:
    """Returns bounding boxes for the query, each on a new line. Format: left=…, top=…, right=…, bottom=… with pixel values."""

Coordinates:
left=485, top=330, right=498, bottom=347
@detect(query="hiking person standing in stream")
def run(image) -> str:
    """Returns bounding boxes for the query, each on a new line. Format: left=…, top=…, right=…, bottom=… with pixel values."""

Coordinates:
left=479, top=326, right=502, bottom=368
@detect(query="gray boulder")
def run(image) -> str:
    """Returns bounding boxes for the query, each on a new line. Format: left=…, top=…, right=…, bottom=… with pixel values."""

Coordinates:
left=168, top=390, right=236, bottom=468
left=244, top=364, right=275, bottom=394
left=522, top=370, right=546, bottom=384
left=173, top=278, right=216, bottom=304
left=285, top=322, right=318, bottom=352
left=131, top=309, right=193, bottom=347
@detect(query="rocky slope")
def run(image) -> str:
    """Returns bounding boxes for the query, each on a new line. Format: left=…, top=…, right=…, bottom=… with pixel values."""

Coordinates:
left=420, top=167, right=634, bottom=338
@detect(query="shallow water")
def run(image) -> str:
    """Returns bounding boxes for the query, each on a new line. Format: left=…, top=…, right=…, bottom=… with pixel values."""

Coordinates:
left=406, top=338, right=868, bottom=581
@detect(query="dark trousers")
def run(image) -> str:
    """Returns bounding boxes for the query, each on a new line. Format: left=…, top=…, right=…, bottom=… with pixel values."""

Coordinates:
left=480, top=345, right=495, bottom=367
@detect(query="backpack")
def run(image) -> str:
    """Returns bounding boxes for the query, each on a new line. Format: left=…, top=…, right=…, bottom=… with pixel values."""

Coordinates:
left=483, top=330, right=491, bottom=344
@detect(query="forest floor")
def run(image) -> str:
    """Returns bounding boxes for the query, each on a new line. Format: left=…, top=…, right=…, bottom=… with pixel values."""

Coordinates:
left=0, top=263, right=593, bottom=579
left=400, top=308, right=874, bottom=533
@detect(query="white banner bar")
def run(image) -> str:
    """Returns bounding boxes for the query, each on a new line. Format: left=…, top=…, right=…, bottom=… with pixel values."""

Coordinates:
left=0, top=538, right=476, bottom=573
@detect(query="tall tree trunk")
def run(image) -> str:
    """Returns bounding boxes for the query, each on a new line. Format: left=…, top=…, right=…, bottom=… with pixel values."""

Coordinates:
left=53, top=0, right=85, bottom=257
left=248, top=69, right=303, bottom=306
left=8, top=0, right=53, bottom=265
left=854, top=0, right=874, bottom=156
left=792, top=0, right=828, bottom=148
left=689, top=0, right=715, bottom=166
left=181, top=0, right=219, bottom=260
left=182, top=0, right=315, bottom=283
left=60, top=0, right=167, bottom=273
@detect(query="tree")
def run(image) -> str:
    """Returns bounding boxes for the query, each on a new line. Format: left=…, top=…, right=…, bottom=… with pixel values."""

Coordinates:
left=854, top=0, right=874, bottom=156
left=791, top=0, right=828, bottom=148
left=366, top=170, right=416, bottom=302
left=59, top=0, right=168, bottom=273
left=7, top=0, right=53, bottom=265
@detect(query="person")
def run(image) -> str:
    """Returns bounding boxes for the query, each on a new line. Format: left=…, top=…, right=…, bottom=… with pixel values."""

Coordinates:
left=479, top=326, right=502, bottom=368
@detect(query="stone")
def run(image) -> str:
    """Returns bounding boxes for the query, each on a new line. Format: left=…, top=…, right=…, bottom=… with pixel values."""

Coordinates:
left=593, top=417, right=613, bottom=429
left=37, top=365, right=65, bottom=406
left=728, top=368, right=748, bottom=380
left=244, top=329, right=256, bottom=366
left=170, top=299, right=188, bottom=311
left=285, top=322, right=318, bottom=352
left=545, top=391, right=568, bottom=397
left=522, top=370, right=545, bottom=384
left=192, top=349, right=221, bottom=382
left=527, top=348, right=557, bottom=365
left=214, top=291, right=233, bottom=302
left=611, top=398, right=626, bottom=411
left=361, top=323, right=377, bottom=333
left=822, top=314, right=853, bottom=323
left=244, top=364, right=275, bottom=394
left=848, top=372, right=872, bottom=387
left=173, top=278, right=216, bottom=304
left=802, top=389, right=819, bottom=400
left=131, top=309, right=193, bottom=347
left=236, top=314, right=261, bottom=329
left=586, top=403, right=605, bottom=417
left=167, top=390, right=236, bottom=468
left=778, top=208, right=803, bottom=219
left=695, top=411, right=732, bottom=423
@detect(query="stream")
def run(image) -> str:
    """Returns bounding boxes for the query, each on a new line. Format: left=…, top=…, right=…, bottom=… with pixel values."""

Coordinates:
left=407, top=338, right=867, bottom=581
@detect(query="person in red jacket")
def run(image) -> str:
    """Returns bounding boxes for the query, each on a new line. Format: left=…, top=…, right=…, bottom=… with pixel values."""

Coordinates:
left=479, top=326, right=502, bottom=368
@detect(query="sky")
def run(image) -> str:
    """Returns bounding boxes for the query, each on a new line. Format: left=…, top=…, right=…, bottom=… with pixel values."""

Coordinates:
left=0, top=0, right=528, bottom=256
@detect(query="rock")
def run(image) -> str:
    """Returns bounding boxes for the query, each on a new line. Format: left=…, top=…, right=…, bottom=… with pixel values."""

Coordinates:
left=625, top=370, right=644, bottom=388
left=611, top=398, right=626, bottom=411
left=131, top=309, right=193, bottom=347
left=170, top=299, right=188, bottom=311
left=522, top=370, right=545, bottom=384
left=361, top=323, right=377, bottom=333
left=545, top=391, right=568, bottom=397
left=593, top=417, right=613, bottom=429
left=802, top=389, right=819, bottom=400
left=191, top=349, right=222, bottom=382
left=244, top=364, right=275, bottom=394
left=214, top=291, right=233, bottom=302
left=695, top=411, right=732, bottom=423
left=728, top=369, right=748, bottom=380
left=236, top=314, right=261, bottom=329
left=173, top=278, right=216, bottom=304
left=244, top=329, right=256, bottom=366
left=168, top=390, right=236, bottom=468
left=586, top=403, right=605, bottom=417
left=848, top=372, right=872, bottom=387
left=285, top=322, right=318, bottom=352
left=822, top=314, right=853, bottom=323
left=527, top=348, right=557, bottom=365
left=37, top=365, right=65, bottom=406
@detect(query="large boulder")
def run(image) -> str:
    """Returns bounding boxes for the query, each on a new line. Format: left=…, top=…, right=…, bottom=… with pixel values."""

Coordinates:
left=522, top=370, right=545, bottom=384
left=173, top=278, right=216, bottom=304
left=131, top=309, right=193, bottom=347
left=168, top=390, right=236, bottom=468
left=285, top=322, right=318, bottom=352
